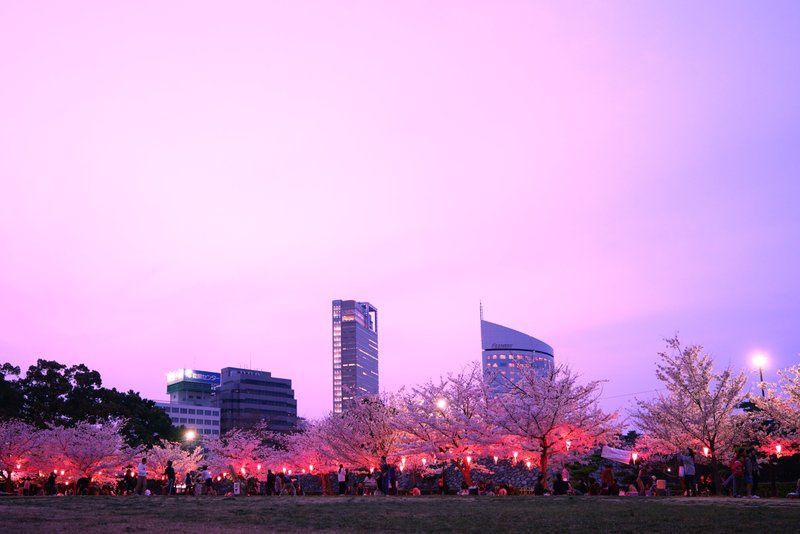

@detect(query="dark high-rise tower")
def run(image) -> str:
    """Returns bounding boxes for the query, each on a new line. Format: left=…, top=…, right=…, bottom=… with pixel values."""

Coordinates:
left=218, top=367, right=297, bottom=433
left=332, top=299, right=379, bottom=413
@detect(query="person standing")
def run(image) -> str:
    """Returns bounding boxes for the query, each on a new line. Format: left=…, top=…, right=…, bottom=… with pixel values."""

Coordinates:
left=135, top=458, right=148, bottom=495
left=745, top=450, right=758, bottom=498
left=380, top=456, right=390, bottom=495
left=388, top=463, right=397, bottom=495
left=201, top=465, right=214, bottom=495
left=337, top=464, right=347, bottom=495
left=184, top=471, right=194, bottom=496
left=680, top=449, right=696, bottom=497
left=749, top=451, right=761, bottom=497
left=47, top=471, right=58, bottom=495
left=164, top=460, right=176, bottom=495
left=266, top=469, right=276, bottom=495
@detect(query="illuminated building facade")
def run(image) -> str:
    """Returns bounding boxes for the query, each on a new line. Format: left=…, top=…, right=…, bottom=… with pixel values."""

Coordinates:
left=332, top=299, right=379, bottom=414
left=158, top=369, right=221, bottom=437
left=480, top=319, right=554, bottom=395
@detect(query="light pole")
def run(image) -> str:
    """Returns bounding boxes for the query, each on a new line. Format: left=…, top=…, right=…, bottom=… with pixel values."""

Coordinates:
left=752, top=354, right=767, bottom=397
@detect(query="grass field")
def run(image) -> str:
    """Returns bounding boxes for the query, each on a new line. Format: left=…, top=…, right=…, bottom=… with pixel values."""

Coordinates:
left=2, top=495, right=799, bottom=533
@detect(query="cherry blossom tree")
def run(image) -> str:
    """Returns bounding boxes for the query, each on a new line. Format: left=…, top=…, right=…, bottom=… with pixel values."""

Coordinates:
left=394, top=363, right=499, bottom=484
left=488, top=364, right=620, bottom=484
left=40, top=419, right=138, bottom=483
left=321, top=394, right=403, bottom=470
left=281, top=420, right=337, bottom=493
left=147, top=442, right=204, bottom=482
left=632, top=336, right=747, bottom=494
left=748, top=364, right=800, bottom=456
left=203, top=427, right=283, bottom=480
left=0, top=420, right=41, bottom=490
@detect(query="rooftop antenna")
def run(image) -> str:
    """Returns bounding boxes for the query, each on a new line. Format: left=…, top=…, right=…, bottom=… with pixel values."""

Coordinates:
left=480, top=300, right=484, bottom=321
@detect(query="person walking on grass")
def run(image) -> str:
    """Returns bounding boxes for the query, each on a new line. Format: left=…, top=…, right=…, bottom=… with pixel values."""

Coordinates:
left=164, top=460, right=176, bottom=495
left=679, top=449, right=696, bottom=497
left=134, top=458, right=147, bottom=495
left=338, top=464, right=347, bottom=495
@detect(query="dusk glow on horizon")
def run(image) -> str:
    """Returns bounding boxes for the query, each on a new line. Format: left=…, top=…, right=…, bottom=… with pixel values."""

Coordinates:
left=1, top=2, right=798, bottom=419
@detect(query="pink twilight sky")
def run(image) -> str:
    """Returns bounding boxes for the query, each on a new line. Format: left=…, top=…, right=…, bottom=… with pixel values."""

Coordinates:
left=1, top=2, right=798, bottom=420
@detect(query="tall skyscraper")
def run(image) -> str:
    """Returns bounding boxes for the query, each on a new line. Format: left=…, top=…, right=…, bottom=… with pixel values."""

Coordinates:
left=481, top=317, right=554, bottom=395
left=332, top=299, right=379, bottom=413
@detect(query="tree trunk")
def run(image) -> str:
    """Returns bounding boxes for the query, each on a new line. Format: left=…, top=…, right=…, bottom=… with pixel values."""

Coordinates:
left=711, top=455, right=722, bottom=496
left=540, top=445, right=549, bottom=487
left=461, top=460, right=471, bottom=486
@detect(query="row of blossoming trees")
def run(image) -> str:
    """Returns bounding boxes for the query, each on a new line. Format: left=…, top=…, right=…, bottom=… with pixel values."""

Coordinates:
left=2, top=336, right=798, bottom=494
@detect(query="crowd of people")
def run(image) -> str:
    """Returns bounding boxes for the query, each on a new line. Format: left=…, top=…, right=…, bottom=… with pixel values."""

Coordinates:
left=6, top=449, right=798, bottom=498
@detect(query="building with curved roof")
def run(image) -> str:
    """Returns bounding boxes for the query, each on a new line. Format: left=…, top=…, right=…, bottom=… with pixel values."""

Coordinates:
left=481, top=319, right=555, bottom=394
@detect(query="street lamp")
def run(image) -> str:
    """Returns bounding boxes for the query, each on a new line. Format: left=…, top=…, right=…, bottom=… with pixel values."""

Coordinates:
left=185, top=430, right=197, bottom=442
left=752, top=354, right=767, bottom=397
left=436, top=398, right=448, bottom=410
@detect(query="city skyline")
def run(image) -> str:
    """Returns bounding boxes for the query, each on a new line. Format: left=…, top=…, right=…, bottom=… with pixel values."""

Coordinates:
left=1, top=2, right=798, bottom=421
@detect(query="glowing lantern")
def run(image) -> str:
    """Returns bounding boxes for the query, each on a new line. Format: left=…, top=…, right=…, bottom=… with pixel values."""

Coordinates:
left=703, top=447, right=709, bottom=457
left=399, top=465, right=404, bottom=472
left=16, top=463, right=21, bottom=470
left=776, top=444, right=782, bottom=455
left=60, top=470, right=65, bottom=476
left=257, top=464, right=262, bottom=472
left=309, top=465, right=314, bottom=473
left=401, top=457, right=406, bottom=467
left=288, top=470, right=292, bottom=475
left=282, top=467, right=287, bottom=474
left=493, top=456, right=498, bottom=464
left=632, top=452, right=638, bottom=463
left=513, top=451, right=518, bottom=463
left=302, top=469, right=306, bottom=474
left=370, top=467, right=374, bottom=474
left=422, top=458, right=427, bottom=467
left=526, top=461, right=531, bottom=469
left=241, top=467, right=246, bottom=475
left=466, top=456, right=472, bottom=465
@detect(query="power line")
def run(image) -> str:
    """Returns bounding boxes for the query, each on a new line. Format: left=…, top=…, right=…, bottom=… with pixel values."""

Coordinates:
left=600, top=388, right=665, bottom=400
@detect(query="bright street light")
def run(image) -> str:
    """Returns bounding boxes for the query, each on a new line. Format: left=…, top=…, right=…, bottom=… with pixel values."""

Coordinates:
left=436, top=399, right=447, bottom=410
left=185, top=430, right=196, bottom=441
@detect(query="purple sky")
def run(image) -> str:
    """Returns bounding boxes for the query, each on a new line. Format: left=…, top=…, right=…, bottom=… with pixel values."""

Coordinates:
left=1, top=2, right=798, bottom=420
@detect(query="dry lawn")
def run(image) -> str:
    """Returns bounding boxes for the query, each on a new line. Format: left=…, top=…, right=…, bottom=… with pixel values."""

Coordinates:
left=2, top=495, right=799, bottom=533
